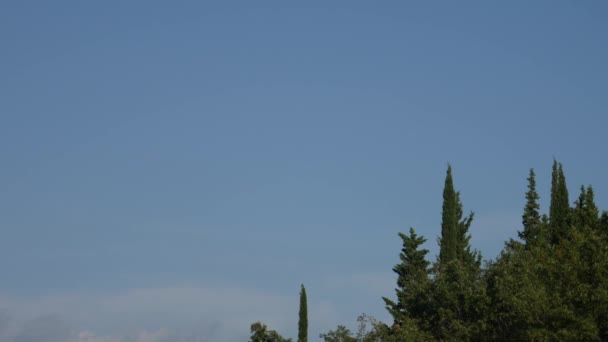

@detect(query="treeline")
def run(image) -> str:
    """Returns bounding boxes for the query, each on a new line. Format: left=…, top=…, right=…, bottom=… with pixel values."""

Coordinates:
left=250, top=161, right=608, bottom=341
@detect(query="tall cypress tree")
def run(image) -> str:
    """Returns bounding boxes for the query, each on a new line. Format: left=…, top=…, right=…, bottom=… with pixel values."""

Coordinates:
left=439, top=165, right=458, bottom=266
left=439, top=165, right=478, bottom=269
left=549, top=160, right=560, bottom=234
left=298, top=284, right=308, bottom=342
left=519, top=168, right=541, bottom=245
left=549, top=161, right=570, bottom=243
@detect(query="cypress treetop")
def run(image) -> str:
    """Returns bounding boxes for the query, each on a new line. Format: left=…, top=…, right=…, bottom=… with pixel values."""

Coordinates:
left=298, top=284, right=308, bottom=342
left=549, top=160, right=571, bottom=243
left=549, top=160, right=560, bottom=229
left=439, top=165, right=458, bottom=266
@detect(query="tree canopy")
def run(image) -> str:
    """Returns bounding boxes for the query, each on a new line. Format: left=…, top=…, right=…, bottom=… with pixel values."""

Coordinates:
left=252, top=161, right=608, bottom=341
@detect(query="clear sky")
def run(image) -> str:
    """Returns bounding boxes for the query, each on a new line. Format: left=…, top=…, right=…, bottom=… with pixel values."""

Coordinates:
left=1, top=1, right=607, bottom=341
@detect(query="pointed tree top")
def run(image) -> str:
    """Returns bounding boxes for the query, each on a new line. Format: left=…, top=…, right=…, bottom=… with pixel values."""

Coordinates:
left=298, top=284, right=308, bottom=342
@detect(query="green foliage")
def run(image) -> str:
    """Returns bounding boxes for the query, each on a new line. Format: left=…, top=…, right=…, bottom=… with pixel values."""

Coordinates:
left=320, top=314, right=431, bottom=342
left=558, top=163, right=570, bottom=219
left=485, top=224, right=608, bottom=341
left=549, top=160, right=559, bottom=227
left=483, top=162, right=608, bottom=341
left=250, top=322, right=292, bottom=342
left=549, top=160, right=570, bottom=244
left=319, top=325, right=357, bottom=342
left=455, top=192, right=480, bottom=274
left=519, top=168, right=542, bottom=245
left=298, top=284, right=308, bottom=342
left=439, top=165, right=458, bottom=266
left=429, top=259, right=488, bottom=341
left=601, top=211, right=608, bottom=234
left=438, top=165, right=480, bottom=271
left=382, top=228, right=431, bottom=327
left=573, top=185, right=600, bottom=230
left=266, top=161, right=608, bottom=342
left=385, top=166, right=485, bottom=340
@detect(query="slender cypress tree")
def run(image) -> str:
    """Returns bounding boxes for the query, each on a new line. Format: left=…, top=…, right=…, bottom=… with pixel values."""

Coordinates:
left=519, top=168, right=541, bottom=245
left=298, top=284, right=308, bottom=342
left=549, top=160, right=560, bottom=234
left=439, top=165, right=458, bottom=266
left=438, top=165, right=478, bottom=269
left=549, top=161, right=570, bottom=243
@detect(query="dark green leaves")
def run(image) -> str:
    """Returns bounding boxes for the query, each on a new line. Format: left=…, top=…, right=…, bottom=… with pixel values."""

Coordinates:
left=298, top=285, right=308, bottom=342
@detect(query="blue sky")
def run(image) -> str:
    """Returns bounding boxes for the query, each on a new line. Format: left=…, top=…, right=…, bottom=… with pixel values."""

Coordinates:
left=1, top=1, right=607, bottom=341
